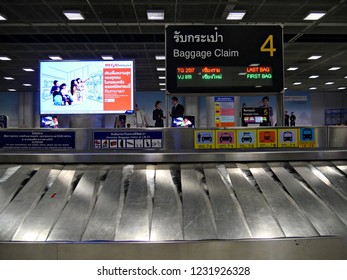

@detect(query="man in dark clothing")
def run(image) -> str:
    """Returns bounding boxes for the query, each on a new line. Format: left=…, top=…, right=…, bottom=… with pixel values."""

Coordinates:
left=170, top=96, right=184, bottom=127
left=290, top=112, right=296, bottom=126
left=284, top=111, right=289, bottom=126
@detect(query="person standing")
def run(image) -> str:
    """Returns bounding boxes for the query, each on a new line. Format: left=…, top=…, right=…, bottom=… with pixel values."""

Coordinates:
left=76, top=77, right=90, bottom=103
left=152, top=101, right=165, bottom=127
left=290, top=112, right=296, bottom=126
left=170, top=96, right=184, bottom=126
left=284, top=111, right=289, bottom=126
left=134, top=104, right=148, bottom=127
left=256, top=96, right=273, bottom=126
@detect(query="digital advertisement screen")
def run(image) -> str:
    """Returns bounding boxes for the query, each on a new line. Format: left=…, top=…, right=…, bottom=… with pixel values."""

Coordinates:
left=40, top=60, right=134, bottom=114
left=172, top=116, right=195, bottom=127
left=40, top=115, right=59, bottom=128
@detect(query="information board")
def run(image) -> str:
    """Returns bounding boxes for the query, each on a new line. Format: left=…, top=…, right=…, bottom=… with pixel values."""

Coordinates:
left=278, top=128, right=299, bottom=148
left=215, top=130, right=236, bottom=149
left=298, top=128, right=317, bottom=148
left=0, top=131, right=75, bottom=150
left=242, top=107, right=270, bottom=126
left=166, top=25, right=283, bottom=93
left=93, top=130, right=163, bottom=150
left=257, top=129, right=277, bottom=148
left=236, top=130, right=257, bottom=149
left=194, top=130, right=215, bottom=149
left=214, top=97, right=235, bottom=127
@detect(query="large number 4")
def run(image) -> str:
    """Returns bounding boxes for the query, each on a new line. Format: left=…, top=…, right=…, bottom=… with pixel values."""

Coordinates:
left=260, top=35, right=276, bottom=57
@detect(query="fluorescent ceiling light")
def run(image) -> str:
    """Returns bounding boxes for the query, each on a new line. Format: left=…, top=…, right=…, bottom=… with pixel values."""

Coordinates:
left=49, top=56, right=62, bottom=60
left=23, top=83, right=32, bottom=86
left=159, top=83, right=166, bottom=86
left=155, top=55, right=165, bottom=60
left=308, top=55, right=321, bottom=60
left=4, top=77, right=14, bottom=80
left=325, top=81, right=334, bottom=85
left=0, top=56, right=11, bottom=61
left=287, top=67, right=298, bottom=71
left=309, top=75, right=319, bottom=79
left=293, top=82, right=302, bottom=85
left=249, top=63, right=260, bottom=67
left=8, top=89, right=16, bottom=91
left=159, top=76, right=165, bottom=79
left=23, top=68, right=35, bottom=72
left=309, top=87, right=318, bottom=90
left=338, top=87, right=346, bottom=90
left=160, top=88, right=166, bottom=91
left=101, top=55, right=113, bottom=60
left=238, top=72, right=247, bottom=75
left=226, top=11, right=246, bottom=20
left=147, top=10, right=164, bottom=20
left=0, top=13, right=7, bottom=21
left=304, top=12, right=326, bottom=21
left=63, top=10, right=85, bottom=20
left=329, top=67, right=341, bottom=71
left=156, top=67, right=165, bottom=71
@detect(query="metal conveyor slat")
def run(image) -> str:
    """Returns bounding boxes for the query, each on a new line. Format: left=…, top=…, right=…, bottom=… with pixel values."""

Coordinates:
left=0, top=168, right=52, bottom=241
left=82, top=168, right=123, bottom=241
left=47, top=170, right=99, bottom=241
left=249, top=164, right=318, bottom=237
left=203, top=164, right=252, bottom=239
left=290, top=161, right=347, bottom=226
left=116, top=167, right=149, bottom=241
left=269, top=162, right=347, bottom=236
left=151, top=165, right=183, bottom=241
left=226, top=164, right=285, bottom=238
left=12, top=169, right=75, bottom=241
left=181, top=164, right=217, bottom=240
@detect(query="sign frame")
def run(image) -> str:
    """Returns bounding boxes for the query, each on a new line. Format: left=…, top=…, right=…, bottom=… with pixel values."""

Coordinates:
left=166, top=25, right=284, bottom=94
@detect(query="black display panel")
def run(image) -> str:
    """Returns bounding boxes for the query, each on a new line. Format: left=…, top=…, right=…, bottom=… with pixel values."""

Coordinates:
left=172, top=115, right=195, bottom=127
left=40, top=115, right=59, bottom=128
left=166, top=25, right=283, bottom=94
left=0, top=115, right=7, bottom=128
left=176, top=66, right=273, bottom=88
left=241, top=107, right=270, bottom=126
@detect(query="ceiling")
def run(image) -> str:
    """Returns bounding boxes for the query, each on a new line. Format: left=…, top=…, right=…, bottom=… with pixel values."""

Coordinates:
left=0, top=0, right=347, bottom=93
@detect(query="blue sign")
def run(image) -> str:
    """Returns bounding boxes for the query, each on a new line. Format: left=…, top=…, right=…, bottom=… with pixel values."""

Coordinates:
left=214, top=96, right=234, bottom=103
left=300, top=128, right=314, bottom=141
left=93, top=130, right=163, bottom=149
left=0, top=131, right=75, bottom=150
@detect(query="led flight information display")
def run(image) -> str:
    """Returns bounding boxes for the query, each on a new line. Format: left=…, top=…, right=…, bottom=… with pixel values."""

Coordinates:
left=177, top=66, right=272, bottom=88
left=166, top=25, right=284, bottom=94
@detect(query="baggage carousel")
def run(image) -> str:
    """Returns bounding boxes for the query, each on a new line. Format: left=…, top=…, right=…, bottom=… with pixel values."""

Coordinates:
left=0, top=160, right=346, bottom=259
left=0, top=126, right=346, bottom=259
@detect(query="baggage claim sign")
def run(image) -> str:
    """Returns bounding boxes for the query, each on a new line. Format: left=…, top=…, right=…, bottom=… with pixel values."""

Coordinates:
left=166, top=25, right=284, bottom=94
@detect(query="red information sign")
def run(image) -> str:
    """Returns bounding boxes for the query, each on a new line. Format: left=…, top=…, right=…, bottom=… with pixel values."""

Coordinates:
left=103, top=68, right=132, bottom=111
